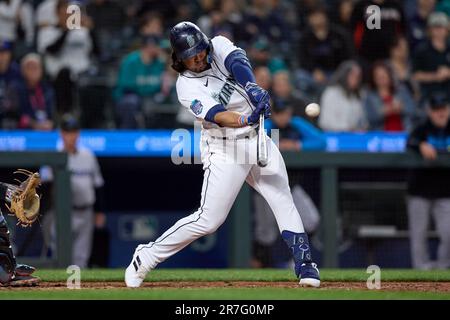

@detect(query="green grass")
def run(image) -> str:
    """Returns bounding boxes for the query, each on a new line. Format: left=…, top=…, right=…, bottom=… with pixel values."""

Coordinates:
left=33, top=268, right=450, bottom=282
left=2, top=288, right=450, bottom=300
left=0, top=269, right=449, bottom=300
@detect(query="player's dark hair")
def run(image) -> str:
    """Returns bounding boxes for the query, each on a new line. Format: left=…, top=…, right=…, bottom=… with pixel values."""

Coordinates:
left=171, top=52, right=187, bottom=73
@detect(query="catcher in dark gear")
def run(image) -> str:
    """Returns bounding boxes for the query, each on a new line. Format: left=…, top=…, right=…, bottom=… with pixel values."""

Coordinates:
left=0, top=170, right=41, bottom=286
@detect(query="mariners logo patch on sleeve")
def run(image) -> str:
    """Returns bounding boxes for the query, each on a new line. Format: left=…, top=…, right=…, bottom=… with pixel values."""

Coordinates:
left=190, top=99, right=203, bottom=115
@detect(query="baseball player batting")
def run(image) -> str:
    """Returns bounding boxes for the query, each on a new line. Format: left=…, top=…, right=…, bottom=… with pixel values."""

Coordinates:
left=125, top=21, right=320, bottom=288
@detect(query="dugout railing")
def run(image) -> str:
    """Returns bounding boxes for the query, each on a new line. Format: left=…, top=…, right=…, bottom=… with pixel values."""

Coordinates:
left=0, top=152, right=71, bottom=268
left=229, top=152, right=450, bottom=268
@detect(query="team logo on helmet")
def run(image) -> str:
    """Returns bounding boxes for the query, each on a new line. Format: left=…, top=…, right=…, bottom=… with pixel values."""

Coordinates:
left=190, top=99, right=203, bottom=115
left=187, top=35, right=195, bottom=47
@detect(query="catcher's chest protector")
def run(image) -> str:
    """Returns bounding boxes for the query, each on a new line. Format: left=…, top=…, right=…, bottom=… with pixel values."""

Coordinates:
left=0, top=213, right=16, bottom=284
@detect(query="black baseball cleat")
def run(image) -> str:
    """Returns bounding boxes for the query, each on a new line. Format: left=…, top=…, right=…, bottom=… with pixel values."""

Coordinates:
left=15, top=264, right=36, bottom=276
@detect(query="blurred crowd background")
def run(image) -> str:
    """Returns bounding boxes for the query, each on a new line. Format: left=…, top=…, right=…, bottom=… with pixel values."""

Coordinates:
left=0, top=0, right=449, bottom=131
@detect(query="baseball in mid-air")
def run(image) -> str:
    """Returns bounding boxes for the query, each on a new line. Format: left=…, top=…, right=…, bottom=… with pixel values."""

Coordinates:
left=305, top=103, right=320, bottom=117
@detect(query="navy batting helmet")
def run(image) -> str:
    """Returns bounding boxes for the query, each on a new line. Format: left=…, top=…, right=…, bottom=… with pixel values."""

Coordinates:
left=170, top=21, right=210, bottom=61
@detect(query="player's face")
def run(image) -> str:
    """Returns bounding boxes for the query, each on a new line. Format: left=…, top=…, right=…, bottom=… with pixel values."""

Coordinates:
left=183, top=50, right=208, bottom=73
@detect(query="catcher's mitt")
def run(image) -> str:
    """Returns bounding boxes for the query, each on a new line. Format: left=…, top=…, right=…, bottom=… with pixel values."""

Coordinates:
left=5, top=169, right=41, bottom=227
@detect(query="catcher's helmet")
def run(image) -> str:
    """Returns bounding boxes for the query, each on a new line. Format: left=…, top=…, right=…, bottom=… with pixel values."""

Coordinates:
left=170, top=21, right=210, bottom=60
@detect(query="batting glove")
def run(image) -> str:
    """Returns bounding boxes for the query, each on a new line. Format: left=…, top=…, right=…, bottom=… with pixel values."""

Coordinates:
left=246, top=98, right=271, bottom=125
left=245, top=82, right=269, bottom=107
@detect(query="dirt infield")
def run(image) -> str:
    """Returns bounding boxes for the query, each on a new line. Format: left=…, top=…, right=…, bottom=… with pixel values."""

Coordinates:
left=2, top=281, right=450, bottom=292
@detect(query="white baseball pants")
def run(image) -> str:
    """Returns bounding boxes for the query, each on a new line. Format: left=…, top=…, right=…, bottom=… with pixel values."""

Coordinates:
left=407, top=196, right=450, bottom=269
left=136, top=132, right=305, bottom=269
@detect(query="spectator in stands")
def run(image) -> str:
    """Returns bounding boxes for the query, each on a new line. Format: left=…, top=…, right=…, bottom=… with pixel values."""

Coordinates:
left=237, top=0, right=292, bottom=57
left=14, top=53, right=54, bottom=130
left=123, top=11, right=165, bottom=53
left=37, top=0, right=97, bottom=115
left=436, top=0, right=450, bottom=15
left=406, top=94, right=450, bottom=269
left=155, top=58, right=178, bottom=106
left=173, top=1, right=197, bottom=26
left=319, top=60, right=367, bottom=132
left=86, top=0, right=126, bottom=64
left=252, top=102, right=324, bottom=268
left=246, top=36, right=287, bottom=73
left=0, top=0, right=22, bottom=42
left=330, top=0, right=355, bottom=33
left=407, top=0, right=437, bottom=52
left=139, top=12, right=164, bottom=38
left=364, top=61, right=416, bottom=132
left=131, top=0, right=177, bottom=29
left=87, top=0, right=125, bottom=33
left=0, top=40, right=21, bottom=129
left=254, top=65, right=271, bottom=91
left=16, top=0, right=35, bottom=52
left=296, top=6, right=354, bottom=101
left=197, top=0, right=242, bottom=40
left=0, top=0, right=35, bottom=53
left=36, top=0, right=57, bottom=29
left=113, top=35, right=165, bottom=128
left=351, top=0, right=406, bottom=64
left=388, top=36, right=420, bottom=99
left=412, top=12, right=450, bottom=105
left=295, top=0, right=328, bottom=29
left=270, top=71, right=309, bottom=122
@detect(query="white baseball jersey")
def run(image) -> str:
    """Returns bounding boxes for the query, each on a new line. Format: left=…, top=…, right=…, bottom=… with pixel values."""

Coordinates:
left=176, top=36, right=257, bottom=137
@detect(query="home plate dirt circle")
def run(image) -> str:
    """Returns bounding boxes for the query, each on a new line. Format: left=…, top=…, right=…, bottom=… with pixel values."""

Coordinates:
left=2, top=281, right=449, bottom=291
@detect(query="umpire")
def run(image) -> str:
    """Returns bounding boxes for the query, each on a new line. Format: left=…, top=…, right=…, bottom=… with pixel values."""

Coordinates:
left=42, top=114, right=105, bottom=268
left=407, top=94, right=450, bottom=270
